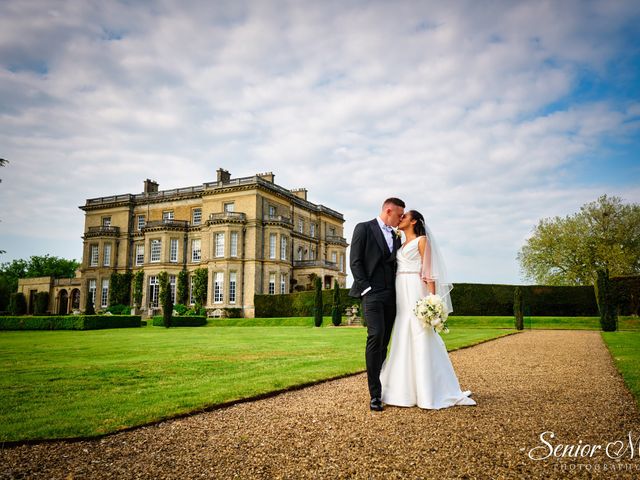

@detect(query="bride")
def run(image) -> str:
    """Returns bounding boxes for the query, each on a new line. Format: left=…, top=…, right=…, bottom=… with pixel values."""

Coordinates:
left=379, top=210, right=476, bottom=409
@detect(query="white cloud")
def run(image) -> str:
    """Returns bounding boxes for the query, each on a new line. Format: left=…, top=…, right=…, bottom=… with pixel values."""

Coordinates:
left=1, top=0, right=639, bottom=284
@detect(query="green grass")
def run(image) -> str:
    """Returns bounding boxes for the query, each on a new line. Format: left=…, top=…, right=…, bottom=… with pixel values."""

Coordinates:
left=601, top=331, right=640, bottom=408
left=0, top=325, right=512, bottom=442
left=447, top=315, right=640, bottom=330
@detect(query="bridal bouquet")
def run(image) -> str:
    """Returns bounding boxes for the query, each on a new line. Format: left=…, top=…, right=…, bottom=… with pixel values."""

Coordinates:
left=414, top=294, right=449, bottom=333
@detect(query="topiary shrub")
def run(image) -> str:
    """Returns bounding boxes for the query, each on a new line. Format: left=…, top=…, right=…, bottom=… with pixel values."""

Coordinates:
left=133, top=270, right=144, bottom=309
left=8, top=292, right=27, bottom=316
left=513, top=286, right=524, bottom=330
left=173, top=303, right=189, bottom=315
left=314, top=277, right=323, bottom=327
left=331, top=280, right=341, bottom=326
left=158, top=271, right=172, bottom=328
left=177, top=269, right=189, bottom=305
left=85, top=291, right=95, bottom=315
left=107, top=304, right=131, bottom=315
left=597, top=269, right=617, bottom=332
left=33, top=291, right=49, bottom=315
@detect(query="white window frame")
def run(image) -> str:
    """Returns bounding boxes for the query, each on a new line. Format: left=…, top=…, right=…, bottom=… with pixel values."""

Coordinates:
left=269, top=233, right=277, bottom=259
left=102, top=216, right=111, bottom=227
left=229, top=272, right=237, bottom=304
left=137, top=214, right=146, bottom=231
left=170, top=238, right=179, bottom=263
left=224, top=202, right=235, bottom=213
left=149, top=276, right=159, bottom=308
left=88, top=279, right=96, bottom=307
left=90, top=245, right=99, bottom=267
left=162, top=211, right=174, bottom=222
left=192, top=208, right=202, bottom=226
left=230, top=231, right=238, bottom=257
left=101, top=279, right=109, bottom=308
left=170, top=275, right=177, bottom=303
left=135, top=244, right=144, bottom=266
left=215, top=233, right=225, bottom=258
left=189, top=276, right=195, bottom=305
left=191, top=239, right=201, bottom=263
left=280, top=273, right=287, bottom=294
left=280, top=236, right=287, bottom=260
left=268, top=273, right=276, bottom=295
left=103, top=243, right=111, bottom=267
left=340, top=254, right=345, bottom=273
left=298, top=218, right=304, bottom=234
left=150, top=239, right=161, bottom=262
left=268, top=205, right=276, bottom=217
left=331, top=251, right=337, bottom=263
left=214, top=272, right=224, bottom=304
left=310, top=223, right=316, bottom=238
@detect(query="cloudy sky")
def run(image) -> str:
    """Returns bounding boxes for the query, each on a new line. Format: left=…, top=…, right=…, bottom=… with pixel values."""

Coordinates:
left=1, top=0, right=639, bottom=284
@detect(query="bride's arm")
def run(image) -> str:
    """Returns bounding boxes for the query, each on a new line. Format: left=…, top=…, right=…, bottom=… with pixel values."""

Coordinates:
left=418, top=236, right=436, bottom=295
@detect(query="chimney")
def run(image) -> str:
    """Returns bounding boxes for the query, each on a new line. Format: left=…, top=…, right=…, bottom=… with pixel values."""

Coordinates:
left=217, top=168, right=231, bottom=183
left=144, top=179, right=159, bottom=193
left=291, top=188, right=307, bottom=200
left=257, top=171, right=274, bottom=183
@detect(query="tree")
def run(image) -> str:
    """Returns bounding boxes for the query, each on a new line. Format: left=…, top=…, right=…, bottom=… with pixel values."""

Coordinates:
left=158, top=271, right=173, bottom=328
left=192, top=268, right=208, bottom=309
left=8, top=292, right=27, bottom=315
left=85, top=290, right=95, bottom=315
left=177, top=269, right=189, bottom=305
left=596, top=269, right=618, bottom=332
left=133, top=270, right=144, bottom=309
left=518, top=195, right=640, bottom=285
left=109, top=271, right=133, bottom=306
left=314, top=277, right=323, bottom=327
left=331, top=280, right=341, bottom=326
left=513, top=286, right=524, bottom=330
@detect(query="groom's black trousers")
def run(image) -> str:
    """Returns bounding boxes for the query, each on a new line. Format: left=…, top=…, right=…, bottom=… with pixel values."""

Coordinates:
left=362, top=289, right=396, bottom=399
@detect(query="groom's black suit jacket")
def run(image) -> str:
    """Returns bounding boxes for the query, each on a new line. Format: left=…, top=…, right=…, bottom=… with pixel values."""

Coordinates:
left=349, top=219, right=402, bottom=298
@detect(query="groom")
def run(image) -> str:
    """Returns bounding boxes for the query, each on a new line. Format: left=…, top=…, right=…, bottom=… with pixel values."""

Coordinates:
left=349, top=197, right=405, bottom=411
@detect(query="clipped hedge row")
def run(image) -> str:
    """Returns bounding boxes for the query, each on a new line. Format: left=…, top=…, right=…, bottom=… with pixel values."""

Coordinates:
left=255, top=283, right=600, bottom=317
left=0, top=315, right=142, bottom=331
left=151, top=316, right=207, bottom=327
left=611, top=276, right=640, bottom=316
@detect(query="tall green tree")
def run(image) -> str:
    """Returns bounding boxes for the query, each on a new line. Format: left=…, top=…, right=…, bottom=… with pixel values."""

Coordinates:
left=158, top=271, right=173, bottom=328
left=133, top=270, right=144, bottom=309
left=331, top=280, right=341, bottom=326
left=177, top=269, right=189, bottom=305
left=518, top=195, right=640, bottom=285
left=314, top=277, right=323, bottom=327
left=192, top=268, right=208, bottom=309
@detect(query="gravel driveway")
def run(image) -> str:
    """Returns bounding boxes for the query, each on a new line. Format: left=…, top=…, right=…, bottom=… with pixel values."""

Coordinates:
left=2, top=330, right=639, bottom=479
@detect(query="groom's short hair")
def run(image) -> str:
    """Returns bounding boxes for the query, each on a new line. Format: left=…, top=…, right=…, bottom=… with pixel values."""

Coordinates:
left=382, top=197, right=405, bottom=209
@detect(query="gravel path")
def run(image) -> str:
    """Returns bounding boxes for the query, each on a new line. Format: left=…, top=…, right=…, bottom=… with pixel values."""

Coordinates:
left=2, top=330, right=639, bottom=479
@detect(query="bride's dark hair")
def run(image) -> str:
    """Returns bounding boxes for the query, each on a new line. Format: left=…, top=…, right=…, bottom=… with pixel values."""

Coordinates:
left=408, top=210, right=427, bottom=237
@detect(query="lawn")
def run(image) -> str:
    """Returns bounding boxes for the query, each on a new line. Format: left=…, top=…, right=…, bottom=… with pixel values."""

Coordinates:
left=601, top=331, right=640, bottom=407
left=0, top=324, right=513, bottom=442
left=447, top=315, right=640, bottom=330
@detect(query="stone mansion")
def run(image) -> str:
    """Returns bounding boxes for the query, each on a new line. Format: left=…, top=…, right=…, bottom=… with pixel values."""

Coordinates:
left=18, top=169, right=348, bottom=318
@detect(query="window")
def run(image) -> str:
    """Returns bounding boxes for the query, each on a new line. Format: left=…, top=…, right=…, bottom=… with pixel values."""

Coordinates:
left=230, top=232, right=238, bottom=257
left=269, top=233, right=277, bottom=259
left=189, top=276, right=195, bottom=305
left=310, top=223, right=316, bottom=238
left=149, top=276, right=159, bottom=308
left=88, top=279, right=96, bottom=307
left=150, top=239, right=161, bottom=262
left=298, top=218, right=304, bottom=233
left=229, top=272, right=237, bottom=304
left=170, top=238, right=178, bottom=263
left=214, top=272, right=224, bottom=303
left=268, top=205, right=276, bottom=217
left=280, top=273, right=287, bottom=294
left=310, top=248, right=315, bottom=260
left=332, top=252, right=337, bottom=263
left=224, top=202, right=235, bottom=213
left=90, top=245, right=99, bottom=267
left=297, top=247, right=303, bottom=261
left=215, top=233, right=225, bottom=257
left=135, top=244, right=144, bottom=266
left=340, top=254, right=345, bottom=273
left=191, top=239, right=201, bottom=262
left=137, top=214, right=146, bottom=231
left=192, top=208, right=202, bottom=225
left=280, top=236, right=287, bottom=260
left=103, top=244, right=111, bottom=267
left=329, top=226, right=336, bottom=236
left=101, top=279, right=109, bottom=307
left=102, top=217, right=111, bottom=227
left=268, top=274, right=276, bottom=295
left=170, top=275, right=177, bottom=303
left=162, top=211, right=174, bottom=222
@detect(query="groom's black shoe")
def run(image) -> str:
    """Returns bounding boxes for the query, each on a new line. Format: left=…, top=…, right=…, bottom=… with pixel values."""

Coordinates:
left=370, top=397, right=383, bottom=412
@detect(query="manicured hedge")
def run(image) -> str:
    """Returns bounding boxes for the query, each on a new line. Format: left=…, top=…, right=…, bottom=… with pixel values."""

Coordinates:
left=255, top=283, right=600, bottom=317
left=151, top=316, right=207, bottom=327
left=611, top=276, right=640, bottom=316
left=0, top=315, right=142, bottom=330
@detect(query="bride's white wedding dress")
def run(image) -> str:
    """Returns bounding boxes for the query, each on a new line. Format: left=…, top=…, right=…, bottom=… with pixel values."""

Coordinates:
left=380, top=236, right=476, bottom=409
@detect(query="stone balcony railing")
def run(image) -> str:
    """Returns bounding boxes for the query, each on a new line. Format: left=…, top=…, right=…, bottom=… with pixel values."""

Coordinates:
left=208, top=212, right=247, bottom=224
left=143, top=219, right=190, bottom=231
left=293, top=259, right=340, bottom=270
left=84, top=225, right=120, bottom=237
left=263, top=214, right=293, bottom=227
left=325, top=234, right=347, bottom=245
